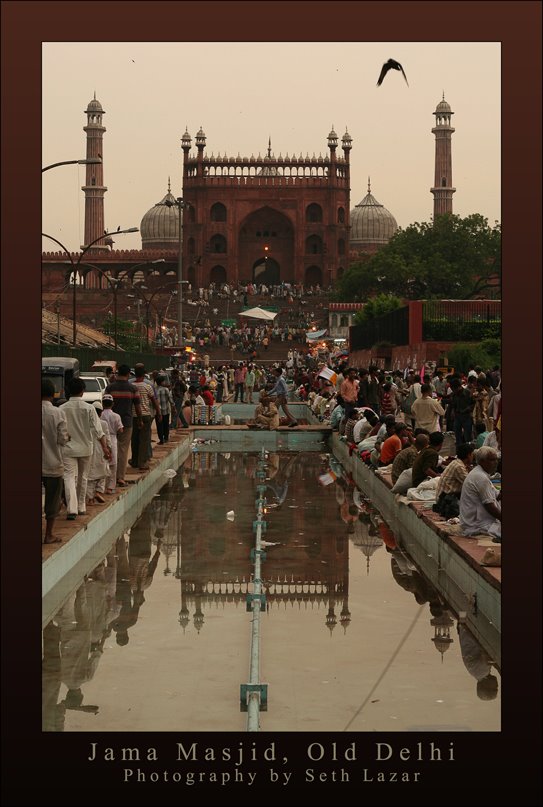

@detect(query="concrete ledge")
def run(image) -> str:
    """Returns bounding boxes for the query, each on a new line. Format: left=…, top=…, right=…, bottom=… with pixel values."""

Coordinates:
left=42, top=434, right=191, bottom=624
left=331, top=433, right=501, bottom=666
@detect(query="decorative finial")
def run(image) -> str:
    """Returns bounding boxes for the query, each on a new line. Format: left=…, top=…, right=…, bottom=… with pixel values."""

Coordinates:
left=94, top=91, right=96, bottom=100
left=267, top=137, right=272, bottom=158
left=368, top=177, right=371, bottom=193
left=168, top=176, right=171, bottom=193
left=443, top=90, right=445, bottom=100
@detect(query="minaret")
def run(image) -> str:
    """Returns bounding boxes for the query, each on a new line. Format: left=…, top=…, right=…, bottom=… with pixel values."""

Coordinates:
left=81, top=93, right=108, bottom=252
left=430, top=93, right=456, bottom=219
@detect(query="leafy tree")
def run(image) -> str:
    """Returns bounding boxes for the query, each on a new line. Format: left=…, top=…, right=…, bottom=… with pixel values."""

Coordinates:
left=354, top=293, right=402, bottom=324
left=336, top=214, right=501, bottom=301
left=102, top=315, right=142, bottom=350
left=447, top=339, right=501, bottom=372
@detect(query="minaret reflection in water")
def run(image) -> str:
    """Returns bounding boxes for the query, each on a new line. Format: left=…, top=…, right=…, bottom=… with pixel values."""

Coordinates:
left=42, top=450, right=500, bottom=731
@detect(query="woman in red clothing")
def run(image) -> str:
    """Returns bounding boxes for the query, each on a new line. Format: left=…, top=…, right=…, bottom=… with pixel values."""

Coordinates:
left=201, top=385, right=215, bottom=406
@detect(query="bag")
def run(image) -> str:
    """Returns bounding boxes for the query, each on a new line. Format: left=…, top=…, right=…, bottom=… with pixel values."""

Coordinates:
left=401, top=386, right=417, bottom=415
left=480, top=546, right=501, bottom=566
left=433, top=492, right=460, bottom=519
left=391, top=468, right=413, bottom=495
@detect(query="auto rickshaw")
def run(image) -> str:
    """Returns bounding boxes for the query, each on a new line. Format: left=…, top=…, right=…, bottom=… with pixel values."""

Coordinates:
left=41, top=357, right=80, bottom=404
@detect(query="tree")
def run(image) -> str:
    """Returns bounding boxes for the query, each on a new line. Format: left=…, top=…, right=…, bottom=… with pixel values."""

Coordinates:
left=354, top=293, right=402, bottom=324
left=336, top=214, right=501, bottom=301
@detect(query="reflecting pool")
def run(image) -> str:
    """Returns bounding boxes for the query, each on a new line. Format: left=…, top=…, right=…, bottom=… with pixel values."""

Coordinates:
left=42, top=451, right=500, bottom=732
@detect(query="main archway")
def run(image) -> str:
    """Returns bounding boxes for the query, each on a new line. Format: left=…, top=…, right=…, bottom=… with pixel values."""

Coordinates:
left=238, top=206, right=294, bottom=285
left=252, top=256, right=280, bottom=285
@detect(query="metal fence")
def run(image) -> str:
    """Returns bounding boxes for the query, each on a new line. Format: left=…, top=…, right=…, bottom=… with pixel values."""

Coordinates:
left=41, top=344, right=172, bottom=372
left=350, top=306, right=409, bottom=351
left=422, top=300, right=501, bottom=342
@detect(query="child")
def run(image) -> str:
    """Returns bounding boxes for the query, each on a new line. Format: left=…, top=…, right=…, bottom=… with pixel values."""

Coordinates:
left=86, top=401, right=112, bottom=505
left=100, top=394, right=123, bottom=493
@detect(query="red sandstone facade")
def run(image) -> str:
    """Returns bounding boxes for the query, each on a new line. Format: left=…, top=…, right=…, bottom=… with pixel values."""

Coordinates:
left=179, top=127, right=352, bottom=289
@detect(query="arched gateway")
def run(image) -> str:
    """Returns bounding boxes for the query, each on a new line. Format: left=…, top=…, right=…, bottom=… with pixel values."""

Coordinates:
left=178, top=129, right=351, bottom=287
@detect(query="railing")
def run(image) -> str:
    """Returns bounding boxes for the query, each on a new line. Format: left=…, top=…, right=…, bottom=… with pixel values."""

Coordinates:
left=41, top=344, right=171, bottom=372
left=350, top=306, right=409, bottom=350
left=422, top=300, right=501, bottom=341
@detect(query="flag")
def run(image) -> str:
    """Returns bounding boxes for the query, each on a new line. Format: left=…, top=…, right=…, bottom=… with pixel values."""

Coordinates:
left=318, top=366, right=337, bottom=385
left=318, top=470, right=338, bottom=486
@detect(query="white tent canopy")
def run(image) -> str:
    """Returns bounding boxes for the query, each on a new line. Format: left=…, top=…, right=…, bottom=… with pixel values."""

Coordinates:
left=239, top=307, right=278, bottom=321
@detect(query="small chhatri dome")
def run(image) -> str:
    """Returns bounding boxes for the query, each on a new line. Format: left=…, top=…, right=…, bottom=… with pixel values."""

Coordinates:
left=181, top=127, right=192, bottom=146
left=140, top=184, right=179, bottom=249
left=342, top=127, right=352, bottom=149
left=86, top=92, right=103, bottom=112
left=350, top=179, right=398, bottom=250
left=435, top=93, right=452, bottom=113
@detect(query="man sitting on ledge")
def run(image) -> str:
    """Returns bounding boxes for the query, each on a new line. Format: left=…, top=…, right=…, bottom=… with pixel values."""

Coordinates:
left=459, top=446, right=501, bottom=542
left=252, top=393, right=280, bottom=431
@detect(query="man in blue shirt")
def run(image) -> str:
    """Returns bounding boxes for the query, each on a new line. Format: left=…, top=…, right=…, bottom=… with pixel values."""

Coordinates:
left=268, top=367, right=298, bottom=427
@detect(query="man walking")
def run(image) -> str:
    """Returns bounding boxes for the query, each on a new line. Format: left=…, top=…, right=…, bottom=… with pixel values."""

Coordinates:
left=449, top=378, right=475, bottom=446
left=234, top=362, right=247, bottom=403
left=268, top=367, right=298, bottom=427
left=131, top=364, right=161, bottom=471
left=60, top=378, right=111, bottom=519
left=105, top=364, right=142, bottom=486
left=42, top=379, right=70, bottom=542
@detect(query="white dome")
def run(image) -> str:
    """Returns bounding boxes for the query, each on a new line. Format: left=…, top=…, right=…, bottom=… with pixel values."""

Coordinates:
left=350, top=187, right=398, bottom=248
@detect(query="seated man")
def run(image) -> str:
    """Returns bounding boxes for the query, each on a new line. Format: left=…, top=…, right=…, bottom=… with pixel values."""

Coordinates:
left=253, top=393, right=280, bottom=430
left=433, top=442, right=475, bottom=518
left=329, top=395, right=345, bottom=431
left=353, top=410, right=380, bottom=445
left=380, top=422, right=408, bottom=466
left=391, top=431, right=429, bottom=484
left=344, top=410, right=360, bottom=443
left=459, top=446, right=501, bottom=542
left=411, top=431, right=444, bottom=487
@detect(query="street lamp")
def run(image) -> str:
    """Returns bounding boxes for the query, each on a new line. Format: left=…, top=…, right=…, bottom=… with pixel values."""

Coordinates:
left=78, top=259, right=165, bottom=349
left=42, top=227, right=139, bottom=346
left=133, top=279, right=177, bottom=348
left=163, top=197, right=190, bottom=357
left=42, top=157, right=102, bottom=173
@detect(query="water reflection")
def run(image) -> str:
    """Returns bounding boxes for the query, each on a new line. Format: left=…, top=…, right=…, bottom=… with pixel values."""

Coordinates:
left=42, top=451, right=500, bottom=731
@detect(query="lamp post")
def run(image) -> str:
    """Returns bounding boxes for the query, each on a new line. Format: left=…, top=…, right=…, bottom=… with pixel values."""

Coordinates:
left=42, top=157, right=102, bottom=173
left=42, top=227, right=139, bottom=346
left=133, top=280, right=178, bottom=348
left=78, top=259, right=165, bottom=349
left=163, top=197, right=190, bottom=358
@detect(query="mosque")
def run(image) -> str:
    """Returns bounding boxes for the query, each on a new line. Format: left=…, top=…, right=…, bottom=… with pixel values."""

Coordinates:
left=42, top=94, right=455, bottom=302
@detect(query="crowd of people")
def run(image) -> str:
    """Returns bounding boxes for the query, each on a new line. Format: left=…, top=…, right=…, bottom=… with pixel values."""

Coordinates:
left=158, top=280, right=330, bottom=350
left=310, top=362, right=502, bottom=544
left=42, top=354, right=502, bottom=547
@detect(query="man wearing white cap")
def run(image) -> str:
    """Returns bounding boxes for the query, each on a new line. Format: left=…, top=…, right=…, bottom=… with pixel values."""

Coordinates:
left=59, top=378, right=111, bottom=518
left=100, top=394, right=123, bottom=494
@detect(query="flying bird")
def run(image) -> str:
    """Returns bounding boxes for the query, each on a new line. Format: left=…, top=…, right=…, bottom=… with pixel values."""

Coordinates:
left=377, top=59, right=409, bottom=87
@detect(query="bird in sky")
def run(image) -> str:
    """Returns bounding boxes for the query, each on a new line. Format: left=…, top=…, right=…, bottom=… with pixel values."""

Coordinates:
left=377, top=59, right=409, bottom=87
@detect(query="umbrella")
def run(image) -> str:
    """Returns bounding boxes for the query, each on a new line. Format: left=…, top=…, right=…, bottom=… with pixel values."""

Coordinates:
left=239, top=307, right=278, bottom=321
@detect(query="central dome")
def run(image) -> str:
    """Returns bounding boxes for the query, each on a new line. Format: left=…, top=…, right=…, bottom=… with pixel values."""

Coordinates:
left=350, top=182, right=398, bottom=251
left=140, top=187, right=179, bottom=249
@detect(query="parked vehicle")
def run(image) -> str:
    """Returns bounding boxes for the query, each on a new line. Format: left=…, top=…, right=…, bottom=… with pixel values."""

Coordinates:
left=80, top=376, right=104, bottom=405
left=42, top=357, right=80, bottom=405
left=81, top=373, right=108, bottom=392
left=91, top=360, right=118, bottom=377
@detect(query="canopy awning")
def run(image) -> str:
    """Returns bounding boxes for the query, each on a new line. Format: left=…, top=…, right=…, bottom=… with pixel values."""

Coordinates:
left=239, top=307, right=278, bottom=321
left=305, top=328, right=328, bottom=341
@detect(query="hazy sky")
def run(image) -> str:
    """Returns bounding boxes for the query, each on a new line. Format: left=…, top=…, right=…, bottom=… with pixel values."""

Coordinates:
left=42, top=41, right=500, bottom=253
